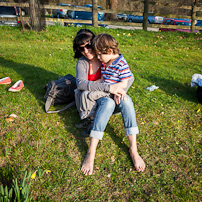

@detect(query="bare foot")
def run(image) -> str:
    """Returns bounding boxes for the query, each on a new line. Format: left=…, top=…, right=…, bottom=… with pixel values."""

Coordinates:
left=81, top=152, right=95, bottom=176
left=129, top=148, right=146, bottom=172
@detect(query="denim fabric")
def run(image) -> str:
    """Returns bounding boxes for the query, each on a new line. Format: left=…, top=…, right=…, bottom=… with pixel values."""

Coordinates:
left=117, top=95, right=139, bottom=136
left=90, top=95, right=139, bottom=140
left=90, top=97, right=115, bottom=140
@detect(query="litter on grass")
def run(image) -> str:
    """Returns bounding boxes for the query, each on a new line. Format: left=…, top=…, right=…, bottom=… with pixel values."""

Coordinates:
left=191, top=73, right=202, bottom=87
left=146, top=85, right=159, bottom=91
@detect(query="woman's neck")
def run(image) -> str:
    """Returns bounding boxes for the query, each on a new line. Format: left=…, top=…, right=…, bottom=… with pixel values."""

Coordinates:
left=89, top=56, right=99, bottom=63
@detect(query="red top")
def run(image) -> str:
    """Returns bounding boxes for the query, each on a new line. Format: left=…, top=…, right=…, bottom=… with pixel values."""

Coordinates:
left=88, top=62, right=101, bottom=81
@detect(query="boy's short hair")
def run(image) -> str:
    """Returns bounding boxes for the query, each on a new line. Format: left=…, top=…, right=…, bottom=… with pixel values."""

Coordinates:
left=92, top=33, right=119, bottom=54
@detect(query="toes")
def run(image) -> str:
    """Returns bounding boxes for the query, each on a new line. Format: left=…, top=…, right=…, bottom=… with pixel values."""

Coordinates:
left=81, top=166, right=91, bottom=176
left=88, top=169, right=93, bottom=175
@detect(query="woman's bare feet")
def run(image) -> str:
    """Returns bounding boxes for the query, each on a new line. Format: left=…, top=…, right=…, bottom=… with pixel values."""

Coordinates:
left=81, top=152, right=95, bottom=175
left=129, top=148, right=146, bottom=172
left=81, top=137, right=99, bottom=176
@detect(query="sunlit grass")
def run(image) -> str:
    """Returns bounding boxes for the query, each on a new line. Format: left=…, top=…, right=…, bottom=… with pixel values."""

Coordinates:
left=0, top=25, right=201, bottom=201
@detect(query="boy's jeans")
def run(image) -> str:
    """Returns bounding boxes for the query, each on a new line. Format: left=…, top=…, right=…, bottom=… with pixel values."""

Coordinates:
left=90, top=95, right=139, bottom=140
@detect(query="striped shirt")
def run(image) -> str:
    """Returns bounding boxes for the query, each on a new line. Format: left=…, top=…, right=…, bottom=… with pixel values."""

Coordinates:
left=101, top=54, right=132, bottom=84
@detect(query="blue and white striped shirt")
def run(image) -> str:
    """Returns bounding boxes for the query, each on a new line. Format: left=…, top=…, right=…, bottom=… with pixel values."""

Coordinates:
left=101, top=54, right=132, bottom=84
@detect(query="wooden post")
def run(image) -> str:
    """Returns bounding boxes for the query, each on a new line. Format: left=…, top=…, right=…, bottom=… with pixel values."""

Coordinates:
left=92, top=0, right=98, bottom=27
left=19, top=7, right=25, bottom=31
left=143, top=0, right=149, bottom=31
left=191, top=0, right=197, bottom=33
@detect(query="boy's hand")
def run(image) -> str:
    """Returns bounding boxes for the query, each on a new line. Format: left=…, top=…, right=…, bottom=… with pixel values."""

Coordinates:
left=114, top=95, right=121, bottom=105
left=109, top=85, right=126, bottom=98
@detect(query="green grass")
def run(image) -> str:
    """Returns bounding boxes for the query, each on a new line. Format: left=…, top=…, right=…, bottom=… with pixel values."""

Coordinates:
left=0, top=25, right=202, bottom=201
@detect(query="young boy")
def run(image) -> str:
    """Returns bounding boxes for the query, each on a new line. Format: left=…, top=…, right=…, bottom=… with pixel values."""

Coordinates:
left=78, top=33, right=132, bottom=121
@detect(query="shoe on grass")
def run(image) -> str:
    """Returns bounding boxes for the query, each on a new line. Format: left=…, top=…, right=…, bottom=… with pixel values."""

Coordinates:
left=75, top=118, right=91, bottom=129
left=8, top=80, right=24, bottom=92
left=0, top=77, right=11, bottom=85
left=80, top=120, right=93, bottom=138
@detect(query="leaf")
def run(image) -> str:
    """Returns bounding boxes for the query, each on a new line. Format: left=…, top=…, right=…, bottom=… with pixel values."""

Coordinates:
left=5, top=117, right=14, bottom=122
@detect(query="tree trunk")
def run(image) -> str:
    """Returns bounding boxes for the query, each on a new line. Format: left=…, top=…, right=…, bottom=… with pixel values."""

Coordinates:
left=105, top=0, right=118, bottom=20
left=29, top=0, right=46, bottom=31
left=29, top=0, right=38, bottom=30
left=191, top=0, right=197, bottom=33
left=143, top=0, right=149, bottom=31
left=92, top=0, right=98, bottom=27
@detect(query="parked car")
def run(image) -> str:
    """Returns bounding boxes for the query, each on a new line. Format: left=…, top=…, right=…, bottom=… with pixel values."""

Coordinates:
left=65, top=10, right=108, bottom=28
left=196, top=20, right=202, bottom=26
left=117, top=13, right=127, bottom=21
left=126, top=14, right=164, bottom=24
left=195, top=20, right=202, bottom=33
left=159, top=18, right=199, bottom=33
left=52, top=3, right=76, bottom=18
left=83, top=4, right=105, bottom=20
left=0, top=6, right=20, bottom=26
left=173, top=18, right=197, bottom=24
left=16, top=7, right=28, bottom=16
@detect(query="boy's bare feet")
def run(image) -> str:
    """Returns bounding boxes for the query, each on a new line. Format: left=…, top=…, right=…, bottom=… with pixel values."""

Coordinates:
left=81, top=152, right=95, bottom=176
left=129, top=148, right=146, bottom=172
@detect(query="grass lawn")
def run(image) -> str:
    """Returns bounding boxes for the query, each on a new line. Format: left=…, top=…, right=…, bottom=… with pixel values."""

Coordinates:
left=0, top=25, right=201, bottom=201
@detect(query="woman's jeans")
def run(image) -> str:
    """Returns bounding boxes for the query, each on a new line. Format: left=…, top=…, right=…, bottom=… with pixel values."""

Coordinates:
left=90, top=95, right=139, bottom=140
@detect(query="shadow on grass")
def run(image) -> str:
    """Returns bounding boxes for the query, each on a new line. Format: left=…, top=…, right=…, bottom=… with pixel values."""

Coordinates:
left=105, top=120, right=135, bottom=168
left=0, top=57, right=88, bottom=182
left=146, top=76, right=198, bottom=103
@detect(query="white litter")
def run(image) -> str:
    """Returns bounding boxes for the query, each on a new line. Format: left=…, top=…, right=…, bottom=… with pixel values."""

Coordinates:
left=191, top=74, right=202, bottom=87
left=146, top=85, right=159, bottom=91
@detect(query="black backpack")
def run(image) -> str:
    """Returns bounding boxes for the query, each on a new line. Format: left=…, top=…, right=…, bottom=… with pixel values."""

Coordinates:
left=44, top=74, right=77, bottom=113
left=197, top=86, right=202, bottom=104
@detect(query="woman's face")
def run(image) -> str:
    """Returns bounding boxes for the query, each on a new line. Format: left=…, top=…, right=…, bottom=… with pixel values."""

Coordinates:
left=78, top=41, right=95, bottom=60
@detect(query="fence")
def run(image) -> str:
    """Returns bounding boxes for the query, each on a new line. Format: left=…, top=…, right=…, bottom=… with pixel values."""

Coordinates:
left=0, top=0, right=202, bottom=32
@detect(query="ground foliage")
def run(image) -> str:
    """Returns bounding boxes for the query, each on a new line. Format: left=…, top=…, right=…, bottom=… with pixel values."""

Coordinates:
left=0, top=25, right=202, bottom=201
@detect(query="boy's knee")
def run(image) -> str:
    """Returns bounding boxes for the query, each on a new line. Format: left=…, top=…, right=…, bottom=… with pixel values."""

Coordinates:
left=123, top=96, right=128, bottom=101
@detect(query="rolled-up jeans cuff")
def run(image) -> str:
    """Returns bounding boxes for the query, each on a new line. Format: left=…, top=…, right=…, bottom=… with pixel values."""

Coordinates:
left=90, top=130, right=104, bottom=140
left=125, top=127, right=139, bottom=136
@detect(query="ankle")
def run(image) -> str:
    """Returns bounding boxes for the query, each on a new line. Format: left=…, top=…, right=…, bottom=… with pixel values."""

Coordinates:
left=129, top=147, right=138, bottom=155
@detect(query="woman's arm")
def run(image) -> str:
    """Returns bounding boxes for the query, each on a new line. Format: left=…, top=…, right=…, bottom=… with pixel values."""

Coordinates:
left=76, top=57, right=110, bottom=92
left=76, top=57, right=134, bottom=93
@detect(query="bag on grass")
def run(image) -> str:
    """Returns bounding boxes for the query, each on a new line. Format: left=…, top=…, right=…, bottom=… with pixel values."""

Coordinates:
left=44, top=74, right=77, bottom=113
left=197, top=86, right=202, bottom=104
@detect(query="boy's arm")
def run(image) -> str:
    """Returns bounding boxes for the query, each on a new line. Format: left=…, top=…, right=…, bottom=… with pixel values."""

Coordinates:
left=113, top=79, right=128, bottom=89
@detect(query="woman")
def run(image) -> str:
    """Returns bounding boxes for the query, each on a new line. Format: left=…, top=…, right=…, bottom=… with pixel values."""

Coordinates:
left=73, top=29, right=146, bottom=175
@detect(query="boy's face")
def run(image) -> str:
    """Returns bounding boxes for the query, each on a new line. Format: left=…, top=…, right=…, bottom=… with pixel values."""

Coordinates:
left=97, top=51, right=112, bottom=64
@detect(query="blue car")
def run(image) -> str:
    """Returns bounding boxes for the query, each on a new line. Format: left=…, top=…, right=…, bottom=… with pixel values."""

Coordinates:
left=65, top=10, right=108, bottom=28
left=52, top=4, right=77, bottom=18
left=196, top=20, right=202, bottom=33
left=126, top=14, right=164, bottom=24
left=196, top=20, right=202, bottom=26
left=83, top=4, right=105, bottom=20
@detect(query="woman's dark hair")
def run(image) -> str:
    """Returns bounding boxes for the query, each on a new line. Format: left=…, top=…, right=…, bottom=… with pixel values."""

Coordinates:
left=73, top=29, right=95, bottom=59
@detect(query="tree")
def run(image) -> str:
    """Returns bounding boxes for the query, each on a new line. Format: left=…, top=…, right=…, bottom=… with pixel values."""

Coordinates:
left=105, top=0, right=118, bottom=20
left=29, top=0, right=46, bottom=31
left=191, top=0, right=199, bottom=32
